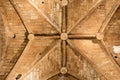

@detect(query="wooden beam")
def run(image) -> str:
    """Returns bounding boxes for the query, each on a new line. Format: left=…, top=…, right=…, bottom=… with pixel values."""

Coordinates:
left=67, top=0, right=104, bottom=33
left=20, top=40, right=60, bottom=80
left=61, top=40, right=67, bottom=67
left=67, top=39, right=95, bottom=65
left=6, top=40, right=33, bottom=80
left=98, top=40, right=120, bottom=74
left=28, top=0, right=61, bottom=33
left=9, top=0, right=32, bottom=34
left=34, top=36, right=60, bottom=39
left=68, top=34, right=96, bottom=39
left=61, top=6, right=67, bottom=33
left=98, top=3, right=119, bottom=32
left=6, top=39, right=59, bottom=80
left=34, top=35, right=60, bottom=39
left=31, top=40, right=58, bottom=67
left=66, top=39, right=106, bottom=79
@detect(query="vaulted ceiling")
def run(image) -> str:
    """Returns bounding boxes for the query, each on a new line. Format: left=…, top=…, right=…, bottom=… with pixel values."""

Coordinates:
left=0, top=0, right=120, bottom=80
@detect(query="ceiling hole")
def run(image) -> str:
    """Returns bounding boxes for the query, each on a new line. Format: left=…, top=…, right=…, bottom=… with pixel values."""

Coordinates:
left=39, top=53, right=42, bottom=55
left=42, top=1, right=44, bottom=4
left=114, top=55, right=118, bottom=59
left=16, top=74, right=22, bottom=80
left=12, top=34, right=16, bottom=39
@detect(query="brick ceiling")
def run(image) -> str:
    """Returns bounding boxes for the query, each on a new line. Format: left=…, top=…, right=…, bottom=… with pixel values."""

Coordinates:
left=0, top=0, right=120, bottom=80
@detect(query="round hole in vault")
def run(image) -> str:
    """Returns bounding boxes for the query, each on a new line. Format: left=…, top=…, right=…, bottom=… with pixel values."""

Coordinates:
left=42, top=1, right=44, bottom=4
left=114, top=55, right=118, bottom=59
